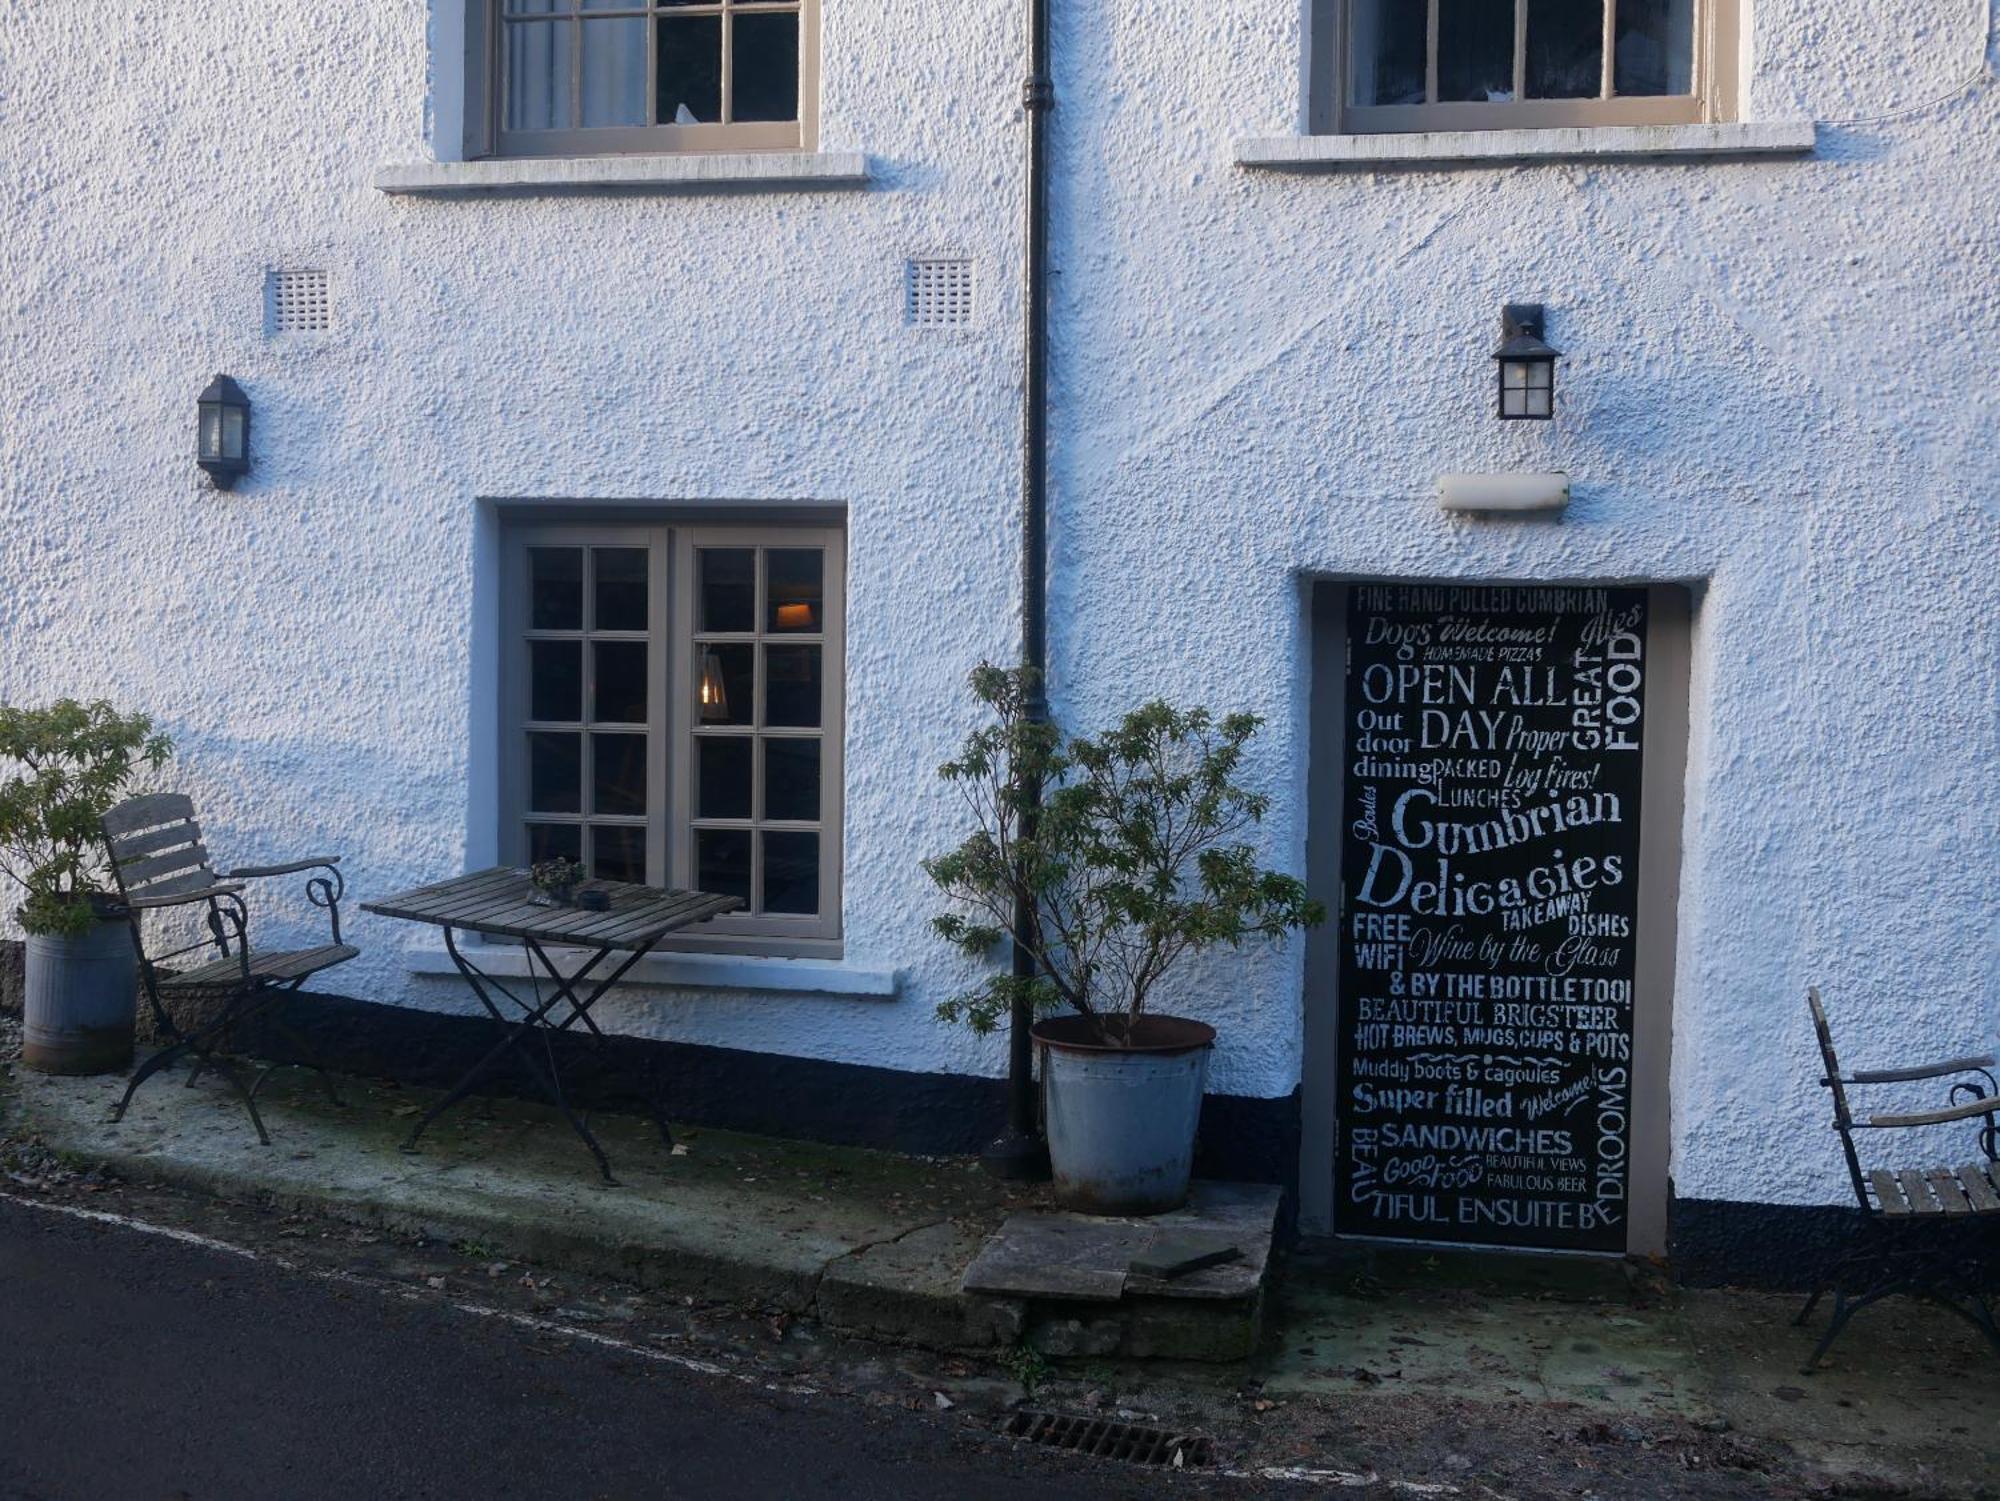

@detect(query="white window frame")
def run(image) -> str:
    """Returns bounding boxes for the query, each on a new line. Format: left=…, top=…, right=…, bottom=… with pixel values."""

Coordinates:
left=463, top=0, right=820, bottom=160
left=1312, top=0, right=1739, bottom=135
left=499, top=521, right=845, bottom=956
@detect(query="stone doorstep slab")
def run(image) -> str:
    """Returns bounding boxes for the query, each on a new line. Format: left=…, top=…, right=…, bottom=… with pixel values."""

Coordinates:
left=962, top=1182, right=1282, bottom=1304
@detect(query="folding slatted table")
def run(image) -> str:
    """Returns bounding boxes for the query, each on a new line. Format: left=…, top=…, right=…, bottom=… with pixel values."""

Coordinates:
left=362, top=867, right=741, bottom=1183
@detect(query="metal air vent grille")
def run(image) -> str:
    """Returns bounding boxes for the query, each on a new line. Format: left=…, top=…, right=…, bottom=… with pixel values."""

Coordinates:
left=268, top=269, right=331, bottom=334
left=905, top=257, right=974, bottom=327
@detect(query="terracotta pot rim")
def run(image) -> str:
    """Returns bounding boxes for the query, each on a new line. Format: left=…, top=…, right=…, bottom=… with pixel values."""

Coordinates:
left=1031, top=1012, right=1216, bottom=1056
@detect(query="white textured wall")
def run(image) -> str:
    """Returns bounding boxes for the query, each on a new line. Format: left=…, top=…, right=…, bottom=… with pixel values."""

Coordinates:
left=2, top=1, right=1996, bottom=1207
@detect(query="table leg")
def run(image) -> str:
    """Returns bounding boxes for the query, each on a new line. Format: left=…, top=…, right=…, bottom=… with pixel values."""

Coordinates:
left=404, top=929, right=620, bottom=1184
left=524, top=938, right=677, bottom=1150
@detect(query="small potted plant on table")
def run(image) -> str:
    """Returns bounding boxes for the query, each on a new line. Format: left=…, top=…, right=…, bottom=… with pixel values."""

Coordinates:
left=926, top=666, right=1321, bottom=1214
left=0, top=700, right=172, bottom=1073
left=529, top=856, right=584, bottom=906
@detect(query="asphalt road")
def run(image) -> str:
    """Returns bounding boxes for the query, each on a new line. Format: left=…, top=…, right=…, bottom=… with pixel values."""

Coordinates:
left=0, top=1196, right=1253, bottom=1501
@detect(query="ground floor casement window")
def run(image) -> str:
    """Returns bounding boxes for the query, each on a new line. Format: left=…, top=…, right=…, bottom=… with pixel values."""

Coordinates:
left=502, top=522, right=844, bottom=948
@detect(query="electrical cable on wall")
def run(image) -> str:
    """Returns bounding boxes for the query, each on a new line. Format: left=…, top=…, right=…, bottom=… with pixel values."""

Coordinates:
left=1819, top=0, right=1995, bottom=124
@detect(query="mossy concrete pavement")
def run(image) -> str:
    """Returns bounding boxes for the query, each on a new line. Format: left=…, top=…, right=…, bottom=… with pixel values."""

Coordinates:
left=11, top=1063, right=1038, bottom=1351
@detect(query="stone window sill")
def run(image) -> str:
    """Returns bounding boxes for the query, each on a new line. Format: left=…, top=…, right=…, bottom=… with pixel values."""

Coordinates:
left=405, top=942, right=900, bottom=998
left=374, top=152, right=871, bottom=198
left=1236, top=121, right=1815, bottom=173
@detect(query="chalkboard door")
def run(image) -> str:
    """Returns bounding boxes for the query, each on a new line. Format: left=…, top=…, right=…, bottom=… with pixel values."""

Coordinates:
left=1316, top=584, right=1683, bottom=1254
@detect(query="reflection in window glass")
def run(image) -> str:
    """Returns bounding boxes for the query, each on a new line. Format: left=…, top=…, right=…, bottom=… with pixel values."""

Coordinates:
left=697, top=828, right=753, bottom=904
left=732, top=12, right=800, bottom=123
left=528, top=822, right=582, bottom=866
left=531, top=640, right=582, bottom=722
left=699, top=549, right=756, bottom=633
left=594, top=548, right=648, bottom=632
left=1352, top=0, right=1428, bottom=105
left=1615, top=0, right=1694, bottom=95
left=1527, top=0, right=1604, bottom=98
left=592, top=733, right=648, bottom=816
left=592, top=825, right=646, bottom=884
left=657, top=15, right=723, bottom=124
left=530, top=548, right=584, bottom=630
left=698, top=737, right=754, bottom=820
left=593, top=641, right=648, bottom=723
left=763, top=832, right=818, bottom=914
left=764, top=645, right=821, bottom=728
left=763, top=739, right=820, bottom=822
left=1437, top=0, right=1515, bottom=102
left=529, top=732, right=582, bottom=814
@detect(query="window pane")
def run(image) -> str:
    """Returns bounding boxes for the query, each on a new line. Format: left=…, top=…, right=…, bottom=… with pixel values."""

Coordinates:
left=697, top=643, right=754, bottom=725
left=530, top=547, right=583, bottom=629
left=1526, top=0, right=1603, bottom=98
left=528, top=822, right=582, bottom=866
left=593, top=640, right=647, bottom=723
left=764, top=738, right=820, bottom=822
left=592, top=824, right=646, bottom=884
left=580, top=9, right=646, bottom=118
left=504, top=20, right=573, bottom=131
left=594, top=547, right=648, bottom=631
left=765, top=549, right=822, bottom=632
left=698, top=736, right=754, bottom=819
left=697, top=828, right=752, bottom=905
left=657, top=15, right=722, bottom=124
left=731, top=11, right=799, bottom=123
left=1615, top=0, right=1693, bottom=95
left=531, top=640, right=583, bottom=722
left=528, top=732, right=582, bottom=813
left=1437, top=0, right=1515, bottom=102
left=764, top=644, right=821, bottom=728
left=763, top=831, right=818, bottom=915
left=591, top=732, right=647, bottom=815
left=1351, top=0, right=1427, bottom=105
left=699, top=548, right=755, bottom=632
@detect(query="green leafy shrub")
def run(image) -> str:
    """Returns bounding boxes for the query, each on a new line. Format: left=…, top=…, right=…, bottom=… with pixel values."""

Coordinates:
left=0, top=700, right=172, bottom=936
left=924, top=665, right=1322, bottom=1044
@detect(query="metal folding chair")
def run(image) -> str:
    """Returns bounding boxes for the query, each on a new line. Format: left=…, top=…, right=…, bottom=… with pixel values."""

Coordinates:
left=1797, top=986, right=2000, bottom=1369
left=102, top=793, right=358, bottom=1143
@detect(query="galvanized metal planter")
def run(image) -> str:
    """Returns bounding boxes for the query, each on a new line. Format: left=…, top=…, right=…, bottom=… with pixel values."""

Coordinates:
left=1034, top=1015, right=1214, bottom=1215
left=22, top=915, right=137, bottom=1074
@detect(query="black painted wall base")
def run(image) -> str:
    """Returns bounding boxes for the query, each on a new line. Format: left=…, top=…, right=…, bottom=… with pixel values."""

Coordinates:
left=14, top=961, right=1856, bottom=1293
left=240, top=990, right=1305, bottom=1196
left=1667, top=1196, right=1856, bottom=1292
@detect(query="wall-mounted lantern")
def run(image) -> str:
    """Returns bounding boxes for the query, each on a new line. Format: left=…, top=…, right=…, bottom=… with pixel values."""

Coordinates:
left=196, top=374, right=251, bottom=489
left=1494, top=305, right=1559, bottom=421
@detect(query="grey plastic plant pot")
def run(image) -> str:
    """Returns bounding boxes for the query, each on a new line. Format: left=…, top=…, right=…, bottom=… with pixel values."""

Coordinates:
left=1033, top=1014, right=1215, bottom=1215
left=22, top=915, right=137, bottom=1075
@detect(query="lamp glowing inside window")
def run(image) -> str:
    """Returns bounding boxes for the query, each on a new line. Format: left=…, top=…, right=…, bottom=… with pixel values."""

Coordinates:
left=698, top=651, right=731, bottom=722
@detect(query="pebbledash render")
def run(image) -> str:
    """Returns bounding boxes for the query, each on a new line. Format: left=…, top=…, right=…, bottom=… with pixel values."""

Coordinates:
left=3, top=1, right=1997, bottom=1282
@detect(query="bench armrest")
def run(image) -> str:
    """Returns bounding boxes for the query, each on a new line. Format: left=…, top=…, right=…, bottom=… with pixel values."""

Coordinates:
left=1849, top=1054, right=1997, bottom=1085
left=124, top=881, right=246, bottom=911
left=224, top=856, right=342, bottom=879
left=1865, top=1094, right=2000, bottom=1129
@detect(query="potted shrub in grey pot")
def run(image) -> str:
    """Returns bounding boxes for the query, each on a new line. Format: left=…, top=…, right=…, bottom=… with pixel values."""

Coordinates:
left=0, top=700, right=172, bottom=1073
left=926, top=667, right=1321, bottom=1214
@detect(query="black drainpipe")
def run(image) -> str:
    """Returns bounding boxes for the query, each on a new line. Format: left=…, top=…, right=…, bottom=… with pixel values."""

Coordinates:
left=982, top=0, right=1055, bottom=1180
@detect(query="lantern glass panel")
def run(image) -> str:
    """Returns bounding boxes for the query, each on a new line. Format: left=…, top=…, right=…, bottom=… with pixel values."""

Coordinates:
left=199, top=405, right=223, bottom=459
left=220, top=404, right=247, bottom=459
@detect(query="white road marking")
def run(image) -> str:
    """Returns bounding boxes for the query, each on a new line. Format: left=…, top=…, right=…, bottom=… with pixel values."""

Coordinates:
left=0, top=1191, right=816, bottom=1395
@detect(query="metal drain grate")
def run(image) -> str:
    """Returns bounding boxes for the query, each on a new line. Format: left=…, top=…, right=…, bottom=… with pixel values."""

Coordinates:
left=267, top=268, right=330, bottom=334
left=1005, top=1410, right=1212, bottom=1468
